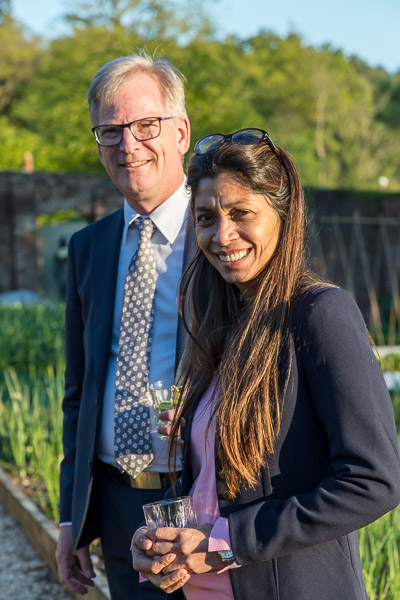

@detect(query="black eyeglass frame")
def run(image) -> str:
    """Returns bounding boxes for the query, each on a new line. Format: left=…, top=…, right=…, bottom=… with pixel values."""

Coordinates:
left=194, top=128, right=276, bottom=155
left=92, top=116, right=175, bottom=147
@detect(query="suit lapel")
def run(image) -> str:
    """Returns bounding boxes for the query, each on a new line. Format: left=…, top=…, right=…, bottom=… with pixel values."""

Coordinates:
left=92, top=209, right=124, bottom=397
left=175, top=212, right=197, bottom=375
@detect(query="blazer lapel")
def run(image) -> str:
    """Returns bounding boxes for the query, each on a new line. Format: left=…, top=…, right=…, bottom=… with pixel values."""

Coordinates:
left=92, top=209, right=124, bottom=398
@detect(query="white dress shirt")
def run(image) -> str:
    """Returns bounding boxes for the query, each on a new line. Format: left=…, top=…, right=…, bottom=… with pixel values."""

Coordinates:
left=98, top=181, right=190, bottom=470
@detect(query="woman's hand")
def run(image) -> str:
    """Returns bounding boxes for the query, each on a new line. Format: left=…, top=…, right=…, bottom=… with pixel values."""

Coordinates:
left=131, top=527, right=190, bottom=593
left=157, top=408, right=184, bottom=445
left=144, top=524, right=223, bottom=575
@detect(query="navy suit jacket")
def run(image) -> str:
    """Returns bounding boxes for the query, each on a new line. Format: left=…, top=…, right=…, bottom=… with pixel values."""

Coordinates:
left=174, top=287, right=400, bottom=600
left=59, top=207, right=195, bottom=550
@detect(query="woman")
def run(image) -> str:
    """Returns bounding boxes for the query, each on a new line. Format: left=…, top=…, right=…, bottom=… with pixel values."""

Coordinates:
left=132, top=128, right=400, bottom=599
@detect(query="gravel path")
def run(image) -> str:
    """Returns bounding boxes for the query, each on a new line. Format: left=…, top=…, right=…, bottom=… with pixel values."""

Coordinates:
left=0, top=500, right=72, bottom=600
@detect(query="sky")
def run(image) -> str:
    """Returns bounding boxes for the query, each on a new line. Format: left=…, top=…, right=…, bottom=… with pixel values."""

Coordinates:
left=11, top=0, right=400, bottom=74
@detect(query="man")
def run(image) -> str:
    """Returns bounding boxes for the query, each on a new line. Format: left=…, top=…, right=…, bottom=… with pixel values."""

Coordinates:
left=55, top=52, right=192, bottom=599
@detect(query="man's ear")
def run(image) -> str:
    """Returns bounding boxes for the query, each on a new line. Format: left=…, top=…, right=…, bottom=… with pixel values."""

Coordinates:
left=176, top=117, right=191, bottom=157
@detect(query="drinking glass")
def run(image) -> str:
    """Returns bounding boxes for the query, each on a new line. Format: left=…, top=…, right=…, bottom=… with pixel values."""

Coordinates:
left=149, top=381, right=182, bottom=440
left=143, top=496, right=198, bottom=529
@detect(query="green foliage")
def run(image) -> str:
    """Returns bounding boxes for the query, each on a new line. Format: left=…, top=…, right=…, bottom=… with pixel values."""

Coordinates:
left=1, top=4, right=399, bottom=188
left=379, top=354, right=400, bottom=372
left=9, top=25, right=135, bottom=172
left=0, top=303, right=65, bottom=377
left=178, top=37, right=262, bottom=153
left=0, top=367, right=64, bottom=520
left=359, top=506, right=400, bottom=599
left=0, top=15, right=44, bottom=112
left=0, top=115, right=44, bottom=170
left=358, top=391, right=400, bottom=599
left=63, top=0, right=216, bottom=40
left=0, top=303, right=65, bottom=520
left=0, top=15, right=45, bottom=169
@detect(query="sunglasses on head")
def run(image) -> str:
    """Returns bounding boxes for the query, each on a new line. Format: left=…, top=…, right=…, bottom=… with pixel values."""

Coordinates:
left=194, top=127, right=276, bottom=155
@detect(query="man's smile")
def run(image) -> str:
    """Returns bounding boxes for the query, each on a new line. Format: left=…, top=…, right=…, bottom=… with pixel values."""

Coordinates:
left=122, top=159, right=151, bottom=168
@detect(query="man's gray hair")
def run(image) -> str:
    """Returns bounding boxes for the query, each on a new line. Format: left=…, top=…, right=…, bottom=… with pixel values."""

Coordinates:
left=87, top=51, right=188, bottom=125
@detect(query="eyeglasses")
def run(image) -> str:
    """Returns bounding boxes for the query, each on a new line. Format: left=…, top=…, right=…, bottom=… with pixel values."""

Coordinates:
left=92, top=116, right=175, bottom=147
left=194, top=128, right=276, bottom=155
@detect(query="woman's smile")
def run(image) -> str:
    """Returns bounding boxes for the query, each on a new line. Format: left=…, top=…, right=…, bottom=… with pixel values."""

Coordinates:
left=217, top=248, right=251, bottom=264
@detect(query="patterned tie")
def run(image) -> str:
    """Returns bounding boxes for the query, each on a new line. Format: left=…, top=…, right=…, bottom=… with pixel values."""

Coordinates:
left=114, top=216, right=156, bottom=477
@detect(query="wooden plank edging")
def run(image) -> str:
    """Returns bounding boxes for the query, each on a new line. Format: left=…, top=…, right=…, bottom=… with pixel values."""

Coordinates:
left=0, top=467, right=110, bottom=600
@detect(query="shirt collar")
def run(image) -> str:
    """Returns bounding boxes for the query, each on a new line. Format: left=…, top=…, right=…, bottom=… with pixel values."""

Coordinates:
left=122, top=179, right=190, bottom=246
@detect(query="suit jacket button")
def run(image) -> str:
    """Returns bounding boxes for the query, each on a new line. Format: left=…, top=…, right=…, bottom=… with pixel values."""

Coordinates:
left=180, top=417, right=187, bottom=428
left=221, top=490, right=231, bottom=500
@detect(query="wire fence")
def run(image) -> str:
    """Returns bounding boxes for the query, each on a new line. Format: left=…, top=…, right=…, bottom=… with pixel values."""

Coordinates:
left=309, top=214, right=400, bottom=346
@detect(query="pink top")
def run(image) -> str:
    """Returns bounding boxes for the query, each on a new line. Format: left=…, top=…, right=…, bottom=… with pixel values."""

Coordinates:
left=182, top=381, right=235, bottom=599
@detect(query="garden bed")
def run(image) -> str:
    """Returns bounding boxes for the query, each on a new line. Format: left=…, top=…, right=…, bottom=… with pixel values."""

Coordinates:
left=0, top=466, right=110, bottom=600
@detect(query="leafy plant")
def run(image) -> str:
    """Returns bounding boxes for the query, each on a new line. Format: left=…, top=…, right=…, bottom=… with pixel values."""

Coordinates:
left=0, top=367, right=65, bottom=520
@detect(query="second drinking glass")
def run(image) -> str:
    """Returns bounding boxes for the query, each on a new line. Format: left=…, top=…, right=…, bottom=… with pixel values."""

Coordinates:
left=149, top=381, right=182, bottom=440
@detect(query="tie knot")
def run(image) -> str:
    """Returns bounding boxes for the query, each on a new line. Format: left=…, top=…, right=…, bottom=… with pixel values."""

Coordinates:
left=137, top=216, right=155, bottom=241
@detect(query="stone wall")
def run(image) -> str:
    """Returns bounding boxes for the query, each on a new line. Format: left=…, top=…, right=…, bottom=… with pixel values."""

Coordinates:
left=0, top=171, right=121, bottom=293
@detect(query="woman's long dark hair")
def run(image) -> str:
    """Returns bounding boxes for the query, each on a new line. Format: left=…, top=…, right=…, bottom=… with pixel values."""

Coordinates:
left=169, top=141, right=325, bottom=498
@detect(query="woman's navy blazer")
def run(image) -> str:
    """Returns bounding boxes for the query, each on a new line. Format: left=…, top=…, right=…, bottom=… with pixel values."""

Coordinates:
left=175, top=287, right=400, bottom=600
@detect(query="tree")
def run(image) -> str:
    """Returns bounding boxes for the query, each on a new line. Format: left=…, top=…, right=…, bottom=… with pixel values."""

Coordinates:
left=9, top=25, right=144, bottom=171
left=1, top=10, right=399, bottom=188
left=62, top=0, right=216, bottom=40
left=176, top=36, right=260, bottom=154
left=238, top=33, right=400, bottom=189
left=0, top=15, right=43, bottom=113
left=0, top=15, right=44, bottom=169
left=240, top=32, right=320, bottom=183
